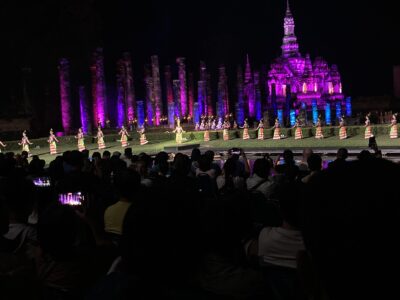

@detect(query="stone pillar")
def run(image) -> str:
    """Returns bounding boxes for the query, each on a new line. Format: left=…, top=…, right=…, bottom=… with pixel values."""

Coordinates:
left=58, top=58, right=72, bottom=133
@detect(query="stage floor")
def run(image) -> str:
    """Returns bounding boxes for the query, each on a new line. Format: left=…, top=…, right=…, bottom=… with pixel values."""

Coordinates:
left=16, top=134, right=400, bottom=165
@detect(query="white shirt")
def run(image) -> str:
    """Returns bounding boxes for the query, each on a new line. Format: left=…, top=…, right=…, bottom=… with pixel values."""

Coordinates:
left=258, top=227, right=305, bottom=269
left=216, top=175, right=245, bottom=191
left=246, top=175, right=275, bottom=198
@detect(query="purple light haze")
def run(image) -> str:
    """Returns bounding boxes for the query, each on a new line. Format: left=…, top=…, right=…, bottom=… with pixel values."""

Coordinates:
left=177, top=57, right=187, bottom=116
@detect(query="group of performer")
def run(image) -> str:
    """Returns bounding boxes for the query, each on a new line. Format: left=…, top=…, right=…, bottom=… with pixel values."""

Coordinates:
left=2, top=112, right=399, bottom=155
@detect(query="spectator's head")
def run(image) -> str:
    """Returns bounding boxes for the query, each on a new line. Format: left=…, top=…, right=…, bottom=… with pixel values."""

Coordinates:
left=190, top=148, right=201, bottom=162
left=301, top=159, right=400, bottom=299
left=103, top=150, right=111, bottom=159
left=357, top=150, right=371, bottom=160
left=252, top=158, right=271, bottom=179
left=278, top=182, right=302, bottom=228
left=307, top=154, right=322, bottom=172
left=283, top=149, right=295, bottom=165
left=37, top=204, right=80, bottom=260
left=337, top=148, right=348, bottom=160
left=92, top=151, right=101, bottom=161
left=68, top=150, right=84, bottom=171
left=198, top=155, right=211, bottom=172
left=302, top=148, right=314, bottom=161
left=82, top=149, right=89, bottom=159
left=114, top=169, right=141, bottom=199
left=223, top=157, right=237, bottom=178
left=173, top=153, right=190, bottom=177
left=204, top=150, right=215, bottom=162
left=154, top=151, right=169, bottom=166
left=112, top=151, right=121, bottom=159
left=124, top=147, right=133, bottom=159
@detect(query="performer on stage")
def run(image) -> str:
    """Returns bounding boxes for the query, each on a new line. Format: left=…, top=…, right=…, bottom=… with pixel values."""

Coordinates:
left=339, top=116, right=347, bottom=140
left=203, top=121, right=210, bottom=142
left=0, top=140, right=6, bottom=153
left=216, top=117, right=223, bottom=130
left=199, top=119, right=205, bottom=130
left=364, top=112, right=373, bottom=139
left=48, top=128, right=59, bottom=155
left=223, top=120, right=230, bottom=141
left=272, top=118, right=281, bottom=140
left=256, top=119, right=264, bottom=140
left=138, top=125, right=149, bottom=145
left=75, top=128, right=85, bottom=152
left=389, top=113, right=398, bottom=139
left=96, top=126, right=106, bottom=149
left=211, top=118, right=216, bottom=130
left=195, top=122, right=200, bottom=131
left=119, top=125, right=130, bottom=147
left=315, top=116, right=324, bottom=139
left=19, top=130, right=33, bottom=154
left=172, top=119, right=185, bottom=144
left=233, top=120, right=238, bottom=129
left=293, top=118, right=303, bottom=140
left=242, top=119, right=250, bottom=140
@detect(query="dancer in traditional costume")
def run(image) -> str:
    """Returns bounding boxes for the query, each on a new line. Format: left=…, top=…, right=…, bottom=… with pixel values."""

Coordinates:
left=315, top=116, right=324, bottom=139
left=75, top=128, right=85, bottom=152
left=48, top=128, right=59, bottom=155
left=195, top=122, right=200, bottom=131
left=242, top=119, right=250, bottom=140
left=19, top=130, right=33, bottom=153
left=172, top=119, right=185, bottom=144
left=339, top=116, right=347, bottom=140
left=138, top=125, right=149, bottom=145
left=119, top=126, right=130, bottom=147
left=0, top=140, right=6, bottom=153
left=390, top=113, right=398, bottom=139
left=199, top=119, right=205, bottom=130
left=272, top=118, right=281, bottom=140
left=233, top=120, right=238, bottom=129
left=216, top=117, right=223, bottom=130
left=256, top=119, right=264, bottom=140
left=203, top=122, right=210, bottom=142
left=211, top=118, right=216, bottom=130
left=96, top=126, right=106, bottom=149
left=223, top=120, right=230, bottom=141
left=364, top=113, right=372, bottom=139
left=293, top=118, right=303, bottom=140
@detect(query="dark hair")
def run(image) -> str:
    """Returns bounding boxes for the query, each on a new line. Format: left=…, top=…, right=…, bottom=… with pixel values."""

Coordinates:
left=337, top=148, right=348, bottom=160
left=103, top=150, right=111, bottom=158
left=252, top=158, right=271, bottom=178
left=114, top=169, right=141, bottom=199
left=198, top=155, right=211, bottom=172
left=124, top=147, right=133, bottom=158
left=307, top=154, right=322, bottom=172
left=283, top=149, right=295, bottom=165
left=204, top=150, right=215, bottom=161
left=190, top=148, right=201, bottom=162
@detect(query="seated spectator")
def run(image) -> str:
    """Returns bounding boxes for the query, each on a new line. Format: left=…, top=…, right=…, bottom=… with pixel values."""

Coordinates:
left=298, top=148, right=314, bottom=172
left=247, top=183, right=305, bottom=269
left=190, top=148, right=201, bottom=176
left=102, top=150, right=111, bottom=160
left=216, top=157, right=245, bottom=192
left=104, top=170, right=141, bottom=236
left=246, top=158, right=275, bottom=198
left=205, top=150, right=222, bottom=177
left=301, top=154, right=322, bottom=184
left=275, top=150, right=300, bottom=183
left=328, top=147, right=348, bottom=170
left=196, top=155, right=216, bottom=178
left=121, top=148, right=133, bottom=168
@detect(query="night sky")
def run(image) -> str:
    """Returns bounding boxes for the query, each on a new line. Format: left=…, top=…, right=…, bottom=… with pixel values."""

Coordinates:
left=1, top=0, right=399, bottom=124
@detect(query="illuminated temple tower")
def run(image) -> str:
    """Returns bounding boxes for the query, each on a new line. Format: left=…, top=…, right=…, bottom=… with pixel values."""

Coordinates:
left=267, top=0, right=346, bottom=124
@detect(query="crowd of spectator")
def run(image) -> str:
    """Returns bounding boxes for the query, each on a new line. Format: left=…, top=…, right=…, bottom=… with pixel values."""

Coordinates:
left=1, top=145, right=399, bottom=299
